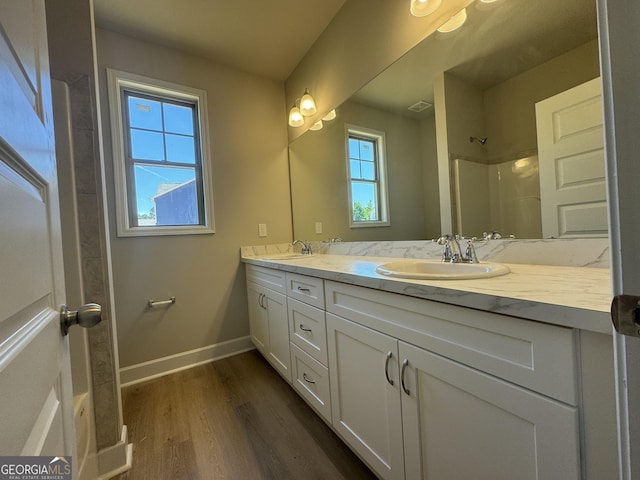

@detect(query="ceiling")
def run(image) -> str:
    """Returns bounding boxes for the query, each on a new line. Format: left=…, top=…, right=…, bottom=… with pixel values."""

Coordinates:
left=92, top=0, right=346, bottom=81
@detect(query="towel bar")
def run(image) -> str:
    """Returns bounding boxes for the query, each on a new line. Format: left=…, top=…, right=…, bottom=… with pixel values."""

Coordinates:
left=148, top=297, right=176, bottom=308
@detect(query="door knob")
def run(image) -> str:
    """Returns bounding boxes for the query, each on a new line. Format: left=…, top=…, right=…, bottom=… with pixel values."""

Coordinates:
left=60, top=303, right=102, bottom=336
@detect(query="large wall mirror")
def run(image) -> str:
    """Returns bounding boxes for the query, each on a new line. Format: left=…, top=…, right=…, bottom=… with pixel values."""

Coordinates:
left=289, top=0, right=604, bottom=242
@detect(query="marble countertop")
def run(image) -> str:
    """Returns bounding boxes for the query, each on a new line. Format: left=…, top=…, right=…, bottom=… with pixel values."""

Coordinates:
left=241, top=253, right=613, bottom=335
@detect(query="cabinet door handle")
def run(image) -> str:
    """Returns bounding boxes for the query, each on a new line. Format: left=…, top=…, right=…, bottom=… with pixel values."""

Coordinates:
left=385, top=351, right=394, bottom=386
left=401, top=358, right=410, bottom=395
left=258, top=293, right=263, bottom=308
left=297, top=286, right=311, bottom=293
left=259, top=293, right=266, bottom=309
left=299, top=324, right=312, bottom=332
left=302, top=373, right=316, bottom=384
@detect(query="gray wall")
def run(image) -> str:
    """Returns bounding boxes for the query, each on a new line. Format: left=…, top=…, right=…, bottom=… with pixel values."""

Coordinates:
left=96, top=29, right=292, bottom=369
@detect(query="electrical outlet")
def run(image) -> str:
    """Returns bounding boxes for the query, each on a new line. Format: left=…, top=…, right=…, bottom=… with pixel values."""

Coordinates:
left=315, top=222, right=323, bottom=234
left=258, top=223, right=267, bottom=237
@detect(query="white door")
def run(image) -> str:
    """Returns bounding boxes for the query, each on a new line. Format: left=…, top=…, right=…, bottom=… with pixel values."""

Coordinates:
left=326, top=313, right=405, bottom=480
left=264, top=288, right=291, bottom=382
left=598, top=0, right=640, bottom=478
left=0, top=0, right=76, bottom=468
left=536, top=77, right=607, bottom=238
left=247, top=281, right=270, bottom=354
left=400, top=342, right=580, bottom=480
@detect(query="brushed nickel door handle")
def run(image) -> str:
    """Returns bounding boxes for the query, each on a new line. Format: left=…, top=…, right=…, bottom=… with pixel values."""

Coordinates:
left=385, top=351, right=394, bottom=386
left=401, top=358, right=410, bottom=395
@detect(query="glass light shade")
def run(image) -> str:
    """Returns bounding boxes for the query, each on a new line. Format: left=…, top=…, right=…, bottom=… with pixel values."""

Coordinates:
left=310, top=120, right=323, bottom=131
left=300, top=89, right=317, bottom=116
left=322, top=109, right=336, bottom=121
left=410, top=0, right=442, bottom=17
left=288, top=106, right=304, bottom=127
left=436, top=8, right=467, bottom=33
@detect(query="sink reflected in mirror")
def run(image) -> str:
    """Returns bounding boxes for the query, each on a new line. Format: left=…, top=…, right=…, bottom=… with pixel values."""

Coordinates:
left=376, top=260, right=510, bottom=280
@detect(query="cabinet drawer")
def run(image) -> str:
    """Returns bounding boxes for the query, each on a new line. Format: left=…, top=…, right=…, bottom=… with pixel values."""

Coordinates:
left=325, top=280, right=578, bottom=405
left=290, top=344, right=331, bottom=423
left=286, top=272, right=324, bottom=309
left=288, top=298, right=328, bottom=365
left=246, top=265, right=286, bottom=294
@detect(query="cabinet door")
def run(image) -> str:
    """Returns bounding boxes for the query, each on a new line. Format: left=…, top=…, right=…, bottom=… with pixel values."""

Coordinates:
left=327, top=313, right=404, bottom=480
left=264, top=288, right=291, bottom=383
left=399, top=341, right=580, bottom=480
left=247, top=281, right=269, bottom=354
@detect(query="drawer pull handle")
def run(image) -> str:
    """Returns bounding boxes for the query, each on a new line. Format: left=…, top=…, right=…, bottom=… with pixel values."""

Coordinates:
left=385, top=351, right=394, bottom=386
left=401, top=358, right=410, bottom=395
left=302, top=373, right=316, bottom=384
left=299, top=324, right=313, bottom=333
left=297, top=286, right=311, bottom=293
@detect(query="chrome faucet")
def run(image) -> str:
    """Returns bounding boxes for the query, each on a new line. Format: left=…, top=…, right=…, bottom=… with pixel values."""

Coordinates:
left=292, top=240, right=312, bottom=255
left=434, top=235, right=478, bottom=263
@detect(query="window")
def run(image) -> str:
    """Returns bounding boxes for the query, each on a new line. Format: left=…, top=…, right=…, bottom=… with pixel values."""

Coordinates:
left=346, top=126, right=389, bottom=227
left=107, top=69, right=214, bottom=236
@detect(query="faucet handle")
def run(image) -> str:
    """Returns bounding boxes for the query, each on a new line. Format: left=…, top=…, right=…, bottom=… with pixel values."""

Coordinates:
left=433, top=234, right=452, bottom=245
left=465, top=238, right=479, bottom=263
left=292, top=239, right=312, bottom=255
left=433, top=235, right=454, bottom=262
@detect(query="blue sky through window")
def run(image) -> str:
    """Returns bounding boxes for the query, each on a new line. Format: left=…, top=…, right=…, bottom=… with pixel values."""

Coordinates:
left=348, top=135, right=379, bottom=221
left=126, top=93, right=200, bottom=219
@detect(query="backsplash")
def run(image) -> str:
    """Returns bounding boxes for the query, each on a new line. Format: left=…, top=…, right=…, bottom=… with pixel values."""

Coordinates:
left=241, top=238, right=610, bottom=269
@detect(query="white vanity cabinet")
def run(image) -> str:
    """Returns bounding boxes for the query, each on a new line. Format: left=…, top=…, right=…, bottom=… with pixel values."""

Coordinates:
left=244, top=263, right=614, bottom=480
left=325, top=280, right=581, bottom=480
left=246, top=265, right=291, bottom=382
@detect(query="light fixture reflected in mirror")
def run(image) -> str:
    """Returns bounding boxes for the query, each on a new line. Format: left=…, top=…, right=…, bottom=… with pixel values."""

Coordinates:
left=410, top=0, right=442, bottom=17
left=436, top=7, right=467, bottom=33
left=310, top=120, right=323, bottom=131
left=300, top=89, right=317, bottom=116
left=288, top=102, right=304, bottom=127
left=322, top=109, right=336, bottom=121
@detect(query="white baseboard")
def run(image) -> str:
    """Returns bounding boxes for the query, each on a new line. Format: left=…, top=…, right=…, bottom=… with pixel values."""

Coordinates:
left=119, top=336, right=254, bottom=387
left=97, top=425, right=132, bottom=480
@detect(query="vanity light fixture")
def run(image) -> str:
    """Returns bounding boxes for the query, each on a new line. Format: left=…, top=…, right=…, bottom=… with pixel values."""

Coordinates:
left=300, top=88, right=317, bottom=116
left=410, top=0, right=442, bottom=17
left=436, top=7, right=467, bottom=33
left=288, top=101, right=304, bottom=127
left=322, top=109, right=336, bottom=121
left=310, top=120, right=324, bottom=131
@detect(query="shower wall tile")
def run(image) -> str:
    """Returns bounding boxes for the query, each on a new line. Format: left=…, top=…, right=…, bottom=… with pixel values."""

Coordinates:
left=71, top=128, right=98, bottom=195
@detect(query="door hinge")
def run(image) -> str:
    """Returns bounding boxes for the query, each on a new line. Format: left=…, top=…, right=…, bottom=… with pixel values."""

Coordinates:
left=611, top=294, right=640, bottom=337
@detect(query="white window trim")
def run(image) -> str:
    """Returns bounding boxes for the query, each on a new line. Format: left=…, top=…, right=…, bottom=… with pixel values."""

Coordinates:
left=345, top=124, right=391, bottom=228
left=106, top=68, right=215, bottom=237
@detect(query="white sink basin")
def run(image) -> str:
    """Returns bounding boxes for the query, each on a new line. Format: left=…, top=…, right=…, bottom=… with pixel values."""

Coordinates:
left=262, top=253, right=313, bottom=260
left=375, top=260, right=510, bottom=280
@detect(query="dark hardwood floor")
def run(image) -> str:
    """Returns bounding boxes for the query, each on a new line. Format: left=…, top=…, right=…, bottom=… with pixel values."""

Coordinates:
left=113, top=350, right=377, bottom=479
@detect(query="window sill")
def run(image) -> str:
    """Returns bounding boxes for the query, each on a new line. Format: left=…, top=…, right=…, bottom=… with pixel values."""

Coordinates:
left=116, top=224, right=215, bottom=238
